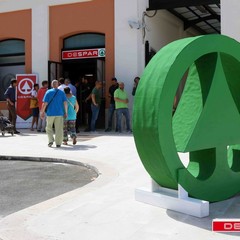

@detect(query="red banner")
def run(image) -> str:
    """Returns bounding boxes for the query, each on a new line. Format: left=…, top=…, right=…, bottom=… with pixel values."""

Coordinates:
left=16, top=74, right=38, bottom=120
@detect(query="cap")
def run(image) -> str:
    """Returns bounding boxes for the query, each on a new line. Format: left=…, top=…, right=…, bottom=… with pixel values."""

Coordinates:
left=10, top=78, right=17, bottom=85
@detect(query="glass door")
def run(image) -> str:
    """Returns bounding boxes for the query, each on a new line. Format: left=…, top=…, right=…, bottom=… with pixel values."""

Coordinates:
left=48, top=61, right=62, bottom=87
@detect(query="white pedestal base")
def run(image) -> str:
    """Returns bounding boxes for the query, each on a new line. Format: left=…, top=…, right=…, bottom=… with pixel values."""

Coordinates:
left=135, top=181, right=209, bottom=218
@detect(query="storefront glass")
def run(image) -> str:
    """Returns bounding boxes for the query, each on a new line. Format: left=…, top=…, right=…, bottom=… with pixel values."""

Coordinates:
left=0, top=39, right=25, bottom=101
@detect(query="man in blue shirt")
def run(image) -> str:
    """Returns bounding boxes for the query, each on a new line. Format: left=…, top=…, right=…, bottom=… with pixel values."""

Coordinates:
left=40, top=80, right=68, bottom=147
left=4, top=78, right=20, bottom=134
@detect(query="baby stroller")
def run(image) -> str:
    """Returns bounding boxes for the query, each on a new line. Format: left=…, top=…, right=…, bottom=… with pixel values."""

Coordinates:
left=0, top=116, right=14, bottom=136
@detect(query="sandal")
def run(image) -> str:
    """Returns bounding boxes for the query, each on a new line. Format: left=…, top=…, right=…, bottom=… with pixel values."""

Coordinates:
left=63, top=141, right=68, bottom=145
left=48, top=142, right=53, bottom=147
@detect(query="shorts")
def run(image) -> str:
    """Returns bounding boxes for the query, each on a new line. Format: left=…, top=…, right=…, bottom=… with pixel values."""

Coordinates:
left=32, top=107, right=39, bottom=117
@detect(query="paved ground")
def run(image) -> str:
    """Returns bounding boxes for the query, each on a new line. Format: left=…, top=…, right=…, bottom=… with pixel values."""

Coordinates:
left=0, top=160, right=97, bottom=217
left=0, top=129, right=239, bottom=240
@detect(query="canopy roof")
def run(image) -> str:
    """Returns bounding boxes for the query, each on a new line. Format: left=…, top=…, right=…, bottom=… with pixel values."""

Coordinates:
left=148, top=0, right=220, bottom=34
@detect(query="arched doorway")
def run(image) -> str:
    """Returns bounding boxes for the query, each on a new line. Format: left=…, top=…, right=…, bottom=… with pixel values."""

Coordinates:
left=0, top=39, right=25, bottom=103
left=62, top=33, right=106, bottom=130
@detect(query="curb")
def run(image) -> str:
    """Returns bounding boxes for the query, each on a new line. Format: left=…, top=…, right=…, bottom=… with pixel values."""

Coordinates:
left=0, top=155, right=100, bottom=177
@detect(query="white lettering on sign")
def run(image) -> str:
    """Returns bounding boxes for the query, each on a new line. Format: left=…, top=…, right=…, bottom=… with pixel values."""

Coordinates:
left=223, top=223, right=240, bottom=230
left=18, top=78, right=34, bottom=95
left=62, top=48, right=105, bottom=60
left=212, top=219, right=240, bottom=232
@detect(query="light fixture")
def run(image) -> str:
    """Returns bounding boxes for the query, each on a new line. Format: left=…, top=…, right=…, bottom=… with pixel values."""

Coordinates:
left=128, top=20, right=142, bottom=29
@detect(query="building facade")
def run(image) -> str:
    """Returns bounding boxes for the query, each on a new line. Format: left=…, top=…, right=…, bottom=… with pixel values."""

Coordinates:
left=1, top=0, right=219, bottom=128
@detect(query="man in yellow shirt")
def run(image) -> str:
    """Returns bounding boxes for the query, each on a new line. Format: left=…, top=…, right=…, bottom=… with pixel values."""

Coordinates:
left=114, top=82, right=132, bottom=133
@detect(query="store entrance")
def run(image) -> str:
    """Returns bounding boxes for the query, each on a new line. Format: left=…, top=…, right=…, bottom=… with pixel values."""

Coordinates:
left=62, top=58, right=105, bottom=130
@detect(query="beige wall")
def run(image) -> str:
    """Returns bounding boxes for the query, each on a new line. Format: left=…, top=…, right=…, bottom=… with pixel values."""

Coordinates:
left=0, top=9, right=32, bottom=73
left=49, top=0, right=115, bottom=102
left=221, top=0, right=240, bottom=41
left=0, top=9, right=31, bottom=110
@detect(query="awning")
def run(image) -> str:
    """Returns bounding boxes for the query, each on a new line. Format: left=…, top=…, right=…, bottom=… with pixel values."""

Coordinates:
left=148, top=0, right=220, bottom=34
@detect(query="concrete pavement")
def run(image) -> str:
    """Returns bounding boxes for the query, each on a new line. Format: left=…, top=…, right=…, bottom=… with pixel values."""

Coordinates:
left=0, top=129, right=239, bottom=240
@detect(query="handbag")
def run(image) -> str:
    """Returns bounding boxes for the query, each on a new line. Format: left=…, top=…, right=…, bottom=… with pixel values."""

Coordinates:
left=30, top=98, right=38, bottom=109
left=45, top=90, right=59, bottom=112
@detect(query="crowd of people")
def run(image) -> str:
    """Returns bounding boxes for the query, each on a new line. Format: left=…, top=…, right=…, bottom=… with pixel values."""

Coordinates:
left=3, top=76, right=140, bottom=147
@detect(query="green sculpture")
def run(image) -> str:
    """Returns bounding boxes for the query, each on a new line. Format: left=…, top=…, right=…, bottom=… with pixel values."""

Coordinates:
left=133, top=35, right=240, bottom=202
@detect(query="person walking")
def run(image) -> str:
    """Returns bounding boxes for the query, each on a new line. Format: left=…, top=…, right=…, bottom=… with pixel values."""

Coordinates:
left=30, top=83, right=39, bottom=131
left=63, top=87, right=79, bottom=145
left=91, top=80, right=102, bottom=132
left=105, top=77, right=118, bottom=132
left=37, top=80, right=48, bottom=132
left=68, top=79, right=77, bottom=97
left=132, top=76, right=140, bottom=96
left=4, top=78, right=20, bottom=134
left=40, top=80, right=68, bottom=148
left=114, top=82, right=132, bottom=133
left=81, top=78, right=92, bottom=132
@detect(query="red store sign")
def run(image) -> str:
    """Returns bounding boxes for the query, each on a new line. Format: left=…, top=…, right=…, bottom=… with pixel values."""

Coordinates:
left=16, top=74, right=38, bottom=120
left=212, top=219, right=240, bottom=232
left=62, top=48, right=106, bottom=60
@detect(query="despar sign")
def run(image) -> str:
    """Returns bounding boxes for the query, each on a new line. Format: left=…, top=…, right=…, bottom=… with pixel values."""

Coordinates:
left=212, top=219, right=240, bottom=232
left=62, top=48, right=106, bottom=60
left=16, top=74, right=38, bottom=120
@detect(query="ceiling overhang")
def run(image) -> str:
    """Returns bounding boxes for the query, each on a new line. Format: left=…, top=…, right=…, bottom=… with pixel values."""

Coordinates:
left=148, top=0, right=220, bottom=10
left=147, top=0, right=221, bottom=34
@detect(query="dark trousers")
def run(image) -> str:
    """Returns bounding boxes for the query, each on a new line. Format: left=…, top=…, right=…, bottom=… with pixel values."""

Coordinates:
left=91, top=104, right=100, bottom=131
left=107, top=103, right=115, bottom=129
left=85, top=101, right=92, bottom=130
left=116, top=108, right=131, bottom=132
left=7, top=102, right=17, bottom=131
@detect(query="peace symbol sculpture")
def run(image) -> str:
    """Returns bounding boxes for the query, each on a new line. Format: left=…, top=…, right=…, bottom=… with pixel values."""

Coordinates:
left=133, top=35, right=240, bottom=202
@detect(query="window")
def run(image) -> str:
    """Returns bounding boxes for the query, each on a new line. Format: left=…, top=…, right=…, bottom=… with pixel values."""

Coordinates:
left=64, top=33, right=105, bottom=49
left=0, top=39, right=25, bottom=101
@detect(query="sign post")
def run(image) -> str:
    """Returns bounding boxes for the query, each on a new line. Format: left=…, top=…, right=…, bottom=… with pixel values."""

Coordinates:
left=16, top=74, right=38, bottom=128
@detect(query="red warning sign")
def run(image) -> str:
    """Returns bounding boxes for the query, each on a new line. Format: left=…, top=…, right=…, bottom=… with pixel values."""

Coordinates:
left=16, top=74, right=38, bottom=120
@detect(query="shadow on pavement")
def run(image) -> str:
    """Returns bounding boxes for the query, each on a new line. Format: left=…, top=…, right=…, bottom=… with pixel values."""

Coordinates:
left=167, top=194, right=240, bottom=237
left=53, top=144, right=97, bottom=151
